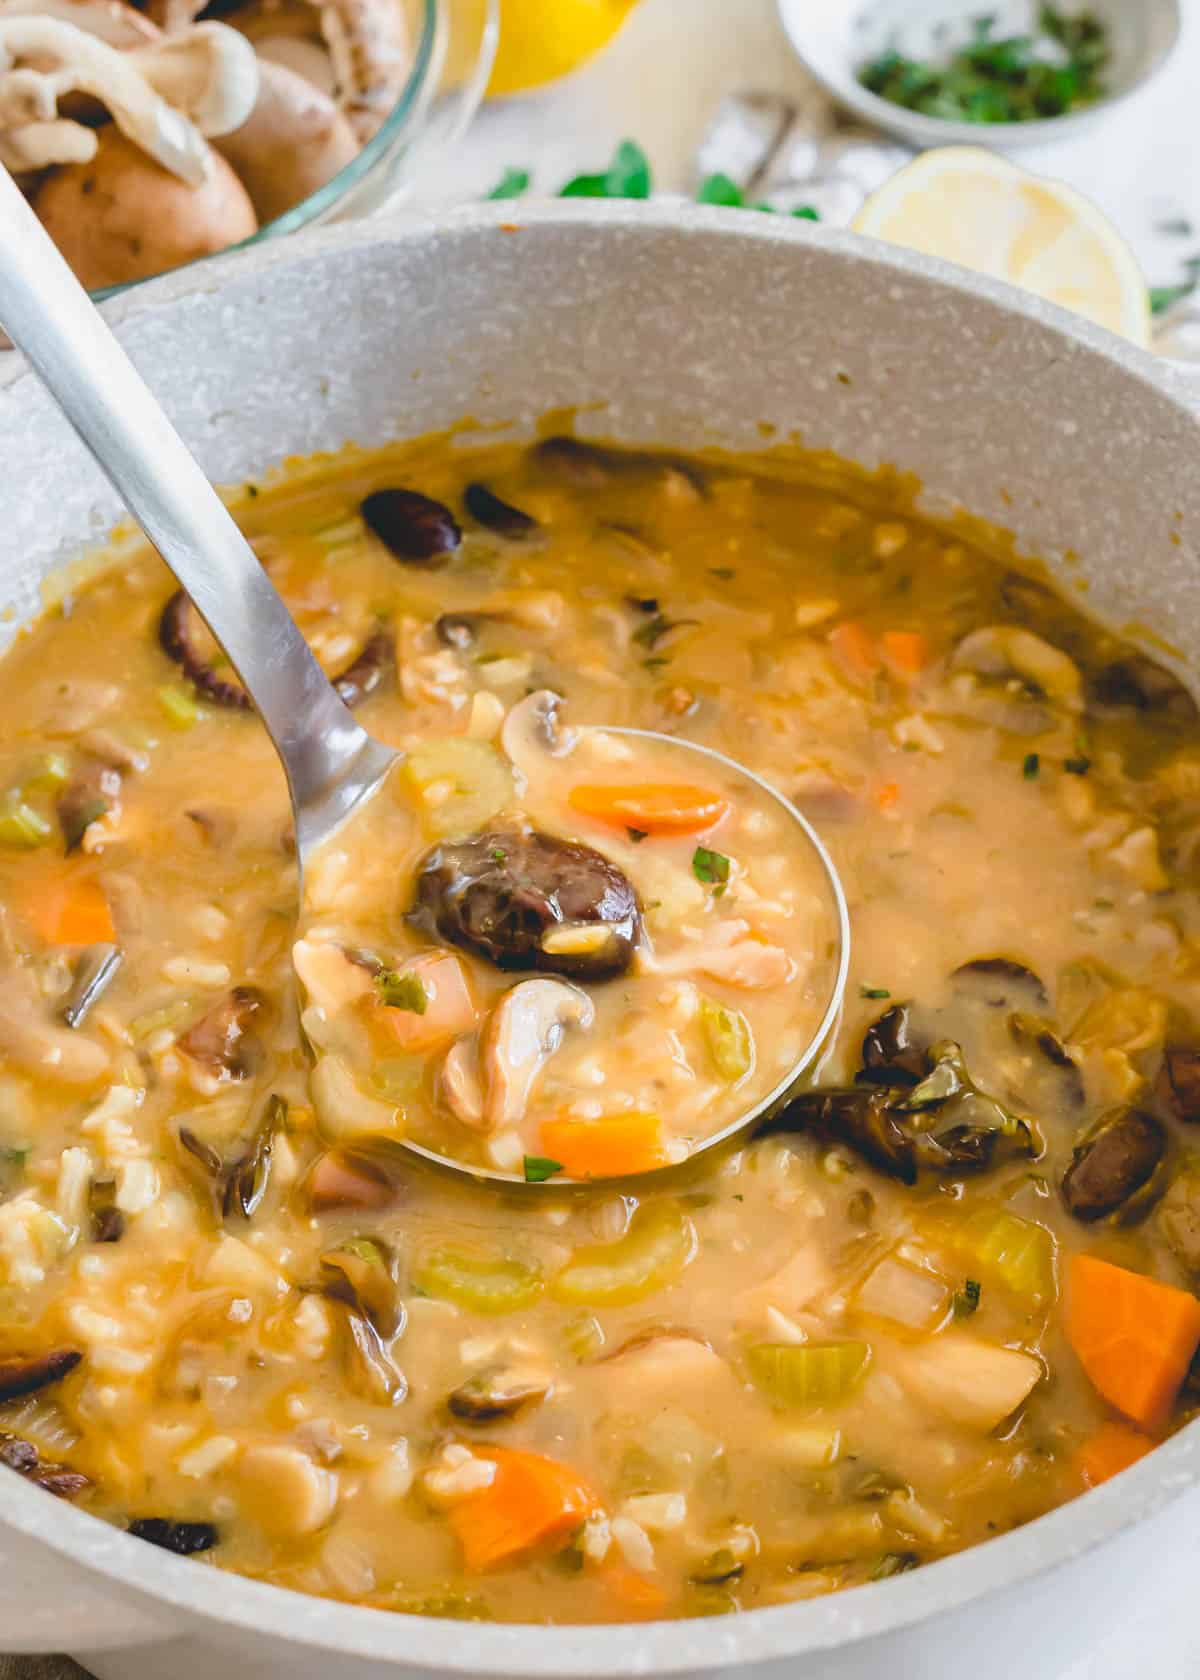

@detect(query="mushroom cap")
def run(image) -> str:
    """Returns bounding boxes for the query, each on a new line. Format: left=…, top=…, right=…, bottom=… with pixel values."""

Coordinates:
left=129, top=21, right=260, bottom=138
left=0, top=0, right=159, bottom=50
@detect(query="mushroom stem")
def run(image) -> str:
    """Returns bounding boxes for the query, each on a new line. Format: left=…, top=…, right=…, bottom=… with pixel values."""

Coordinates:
left=129, top=22, right=259, bottom=138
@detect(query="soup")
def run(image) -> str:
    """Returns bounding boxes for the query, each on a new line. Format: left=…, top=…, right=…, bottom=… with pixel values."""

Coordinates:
left=2, top=432, right=1200, bottom=1624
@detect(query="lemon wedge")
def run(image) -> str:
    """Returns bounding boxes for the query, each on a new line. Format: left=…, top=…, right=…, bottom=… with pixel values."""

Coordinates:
left=486, top=0, right=639, bottom=98
left=853, top=146, right=1150, bottom=347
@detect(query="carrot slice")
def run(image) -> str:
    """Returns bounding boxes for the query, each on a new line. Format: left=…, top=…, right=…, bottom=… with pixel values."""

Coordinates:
left=1065, top=1254, right=1200, bottom=1431
left=600, top=1564, right=670, bottom=1617
left=448, top=1446, right=598, bottom=1572
left=567, top=784, right=729, bottom=836
left=880, top=630, right=930, bottom=679
left=540, top=1114, right=666, bottom=1179
left=874, top=781, right=901, bottom=813
left=1076, top=1421, right=1155, bottom=1489
left=24, top=874, right=115, bottom=947
left=828, top=621, right=880, bottom=687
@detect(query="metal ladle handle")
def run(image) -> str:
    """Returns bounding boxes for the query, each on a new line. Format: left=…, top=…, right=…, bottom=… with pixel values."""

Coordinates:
left=0, top=166, right=372, bottom=848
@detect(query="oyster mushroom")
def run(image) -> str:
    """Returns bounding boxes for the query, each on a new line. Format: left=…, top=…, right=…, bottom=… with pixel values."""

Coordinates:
left=128, top=1517, right=219, bottom=1554
left=447, top=1364, right=553, bottom=1422
left=212, top=56, right=356, bottom=222
left=312, top=0, right=408, bottom=141
left=0, top=1432, right=90, bottom=1499
left=480, top=978, right=595, bottom=1132
left=0, top=1347, right=81, bottom=1404
left=0, top=15, right=210, bottom=179
left=0, top=0, right=158, bottom=49
left=500, top=689, right=576, bottom=784
left=320, top=1236, right=403, bottom=1339
left=177, top=986, right=264, bottom=1081
left=129, top=22, right=259, bottom=137
left=412, top=825, right=641, bottom=984
left=952, top=625, right=1083, bottom=713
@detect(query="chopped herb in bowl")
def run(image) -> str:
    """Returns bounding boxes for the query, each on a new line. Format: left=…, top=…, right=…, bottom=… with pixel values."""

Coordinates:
left=858, top=7, right=1111, bottom=126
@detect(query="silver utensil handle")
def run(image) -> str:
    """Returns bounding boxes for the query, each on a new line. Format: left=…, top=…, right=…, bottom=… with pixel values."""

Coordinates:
left=0, top=166, right=368, bottom=820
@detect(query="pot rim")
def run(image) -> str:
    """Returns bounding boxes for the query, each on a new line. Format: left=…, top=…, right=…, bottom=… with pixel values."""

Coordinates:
left=4, top=200, right=1200, bottom=1670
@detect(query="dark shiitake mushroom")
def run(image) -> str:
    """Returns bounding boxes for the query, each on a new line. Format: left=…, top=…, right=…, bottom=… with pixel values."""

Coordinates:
left=0, top=1432, right=90, bottom=1499
left=177, top=986, right=264, bottom=1081
left=361, top=489, right=461, bottom=565
left=177, top=1095, right=284, bottom=1223
left=762, top=1088, right=922, bottom=1185
left=128, top=1517, right=219, bottom=1555
left=447, top=1365, right=552, bottom=1422
left=464, top=482, right=537, bottom=538
left=952, top=958, right=1049, bottom=1009
left=1061, top=1107, right=1166, bottom=1222
left=411, top=827, right=641, bottom=983
left=1157, top=1045, right=1200, bottom=1124
left=1090, top=655, right=1198, bottom=724
left=530, top=435, right=619, bottom=488
left=859, top=1004, right=927, bottom=1088
left=0, top=1347, right=81, bottom=1404
left=57, top=757, right=121, bottom=853
left=160, top=594, right=393, bottom=711
left=320, top=1236, right=403, bottom=1340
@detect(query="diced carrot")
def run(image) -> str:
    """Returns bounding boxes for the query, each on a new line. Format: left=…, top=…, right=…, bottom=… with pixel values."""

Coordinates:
left=600, top=1564, right=671, bottom=1617
left=24, top=873, right=115, bottom=947
left=567, top=784, right=730, bottom=837
left=875, top=781, right=901, bottom=813
left=1076, top=1421, right=1155, bottom=1489
left=448, top=1446, right=598, bottom=1572
left=540, top=1114, right=666, bottom=1179
left=828, top=621, right=880, bottom=687
left=880, top=630, right=930, bottom=680
left=368, top=953, right=476, bottom=1054
left=1065, top=1254, right=1200, bottom=1431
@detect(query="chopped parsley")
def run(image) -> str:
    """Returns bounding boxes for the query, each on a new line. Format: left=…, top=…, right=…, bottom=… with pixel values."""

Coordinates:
left=1023, top=752, right=1040, bottom=780
left=954, top=1278, right=982, bottom=1318
left=709, top=566, right=736, bottom=580
left=375, top=971, right=428, bottom=1014
left=1063, top=756, right=1092, bottom=776
left=871, top=1552, right=921, bottom=1581
left=692, top=847, right=731, bottom=889
left=859, top=985, right=891, bottom=1000
left=490, top=847, right=508, bottom=863
left=523, top=1155, right=562, bottom=1183
left=627, top=827, right=648, bottom=843
left=486, top=166, right=531, bottom=200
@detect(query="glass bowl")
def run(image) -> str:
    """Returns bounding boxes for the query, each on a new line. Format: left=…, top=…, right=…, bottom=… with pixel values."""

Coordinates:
left=93, top=0, right=498, bottom=302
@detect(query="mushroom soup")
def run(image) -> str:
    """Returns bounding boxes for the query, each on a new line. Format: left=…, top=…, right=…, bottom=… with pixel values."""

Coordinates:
left=3, top=433, right=1200, bottom=1623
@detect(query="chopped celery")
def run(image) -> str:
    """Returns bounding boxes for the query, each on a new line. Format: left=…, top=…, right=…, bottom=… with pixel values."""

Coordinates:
left=21, top=753, right=70, bottom=793
left=0, top=791, right=51, bottom=849
left=561, top=1312, right=606, bottom=1362
left=402, top=738, right=515, bottom=839
left=158, top=683, right=206, bottom=729
left=746, top=1341, right=871, bottom=1411
left=551, top=1203, right=695, bottom=1308
left=367, top=1056, right=426, bottom=1104
left=129, top=1000, right=193, bottom=1040
left=937, top=1206, right=1056, bottom=1305
left=699, top=996, right=754, bottom=1083
left=413, top=1245, right=543, bottom=1314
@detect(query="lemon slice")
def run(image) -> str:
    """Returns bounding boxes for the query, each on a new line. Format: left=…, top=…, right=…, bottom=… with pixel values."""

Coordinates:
left=853, top=147, right=1150, bottom=347
left=486, top=0, right=639, bottom=98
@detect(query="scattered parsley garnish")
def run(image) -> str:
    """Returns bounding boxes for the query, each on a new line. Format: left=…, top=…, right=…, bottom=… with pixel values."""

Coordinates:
left=953, top=1278, right=982, bottom=1318
left=643, top=655, right=671, bottom=672
left=860, top=984, right=891, bottom=1000
left=1063, top=756, right=1091, bottom=776
left=858, top=7, right=1111, bottom=126
left=627, top=827, right=648, bottom=843
left=523, top=1155, right=562, bottom=1183
left=486, top=142, right=824, bottom=219
left=709, top=566, right=736, bottom=580
left=626, top=595, right=659, bottom=614
left=375, top=971, right=428, bottom=1014
left=632, top=612, right=697, bottom=650
left=487, top=166, right=530, bottom=200
left=871, top=1552, right=921, bottom=1581
left=693, top=846, right=731, bottom=889
left=1023, top=752, right=1040, bottom=779
left=490, top=847, right=508, bottom=863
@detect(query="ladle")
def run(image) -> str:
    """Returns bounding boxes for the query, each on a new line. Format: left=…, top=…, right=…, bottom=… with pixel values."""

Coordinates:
left=0, top=166, right=850, bottom=1182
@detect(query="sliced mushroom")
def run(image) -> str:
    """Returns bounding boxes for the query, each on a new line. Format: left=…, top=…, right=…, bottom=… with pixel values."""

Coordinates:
left=128, top=1517, right=219, bottom=1554
left=336, top=1302, right=406, bottom=1404
left=952, top=626, right=1083, bottom=712
left=57, top=756, right=121, bottom=852
left=0, top=1347, right=81, bottom=1404
left=0, top=0, right=159, bottom=49
left=222, top=1094, right=282, bottom=1219
left=1090, top=655, right=1198, bottom=724
left=859, top=1003, right=926, bottom=1087
left=307, top=1141, right=408, bottom=1213
left=481, top=978, right=595, bottom=1132
left=763, top=1087, right=922, bottom=1185
left=1008, top=1012, right=1085, bottom=1107
left=447, top=1364, right=552, bottom=1422
left=320, top=1235, right=403, bottom=1338
left=1157, top=1045, right=1200, bottom=1125
left=1061, top=1107, right=1166, bottom=1222
left=951, top=957, right=1048, bottom=1010
left=361, top=488, right=461, bottom=566
left=0, top=1432, right=90, bottom=1499
left=434, top=612, right=481, bottom=652
left=499, top=689, right=576, bottom=785
left=0, top=15, right=210, bottom=181
left=332, top=625, right=393, bottom=709
left=213, top=56, right=356, bottom=222
left=130, top=22, right=258, bottom=136
left=464, top=482, right=537, bottom=539
left=530, top=436, right=620, bottom=488
left=412, top=827, right=640, bottom=983
left=178, top=986, right=264, bottom=1080
left=440, top=1036, right=485, bottom=1131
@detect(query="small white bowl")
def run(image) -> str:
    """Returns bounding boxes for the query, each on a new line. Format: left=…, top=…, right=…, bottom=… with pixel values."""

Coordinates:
left=776, top=0, right=1182, bottom=150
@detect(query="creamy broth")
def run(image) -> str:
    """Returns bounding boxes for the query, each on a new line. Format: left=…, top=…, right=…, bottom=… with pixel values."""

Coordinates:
left=2, top=434, right=1200, bottom=1623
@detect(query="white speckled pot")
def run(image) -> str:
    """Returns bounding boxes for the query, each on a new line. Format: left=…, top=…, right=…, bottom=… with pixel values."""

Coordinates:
left=2, top=203, right=1200, bottom=1680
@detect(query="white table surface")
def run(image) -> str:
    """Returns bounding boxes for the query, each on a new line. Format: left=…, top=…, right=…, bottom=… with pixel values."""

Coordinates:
left=10, top=5, right=1200, bottom=1677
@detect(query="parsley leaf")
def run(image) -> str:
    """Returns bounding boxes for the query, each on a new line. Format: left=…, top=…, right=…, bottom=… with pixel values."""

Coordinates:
left=697, top=172, right=744, bottom=207
left=627, top=827, right=648, bottom=843
left=1063, top=756, right=1091, bottom=776
left=487, top=167, right=530, bottom=201
left=1023, top=752, right=1040, bottom=779
left=523, top=1155, right=562, bottom=1183
left=561, top=139, right=651, bottom=201
left=860, top=984, right=891, bottom=1000
left=375, top=971, right=428, bottom=1014
left=692, top=846, right=731, bottom=887
left=953, top=1278, right=982, bottom=1318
